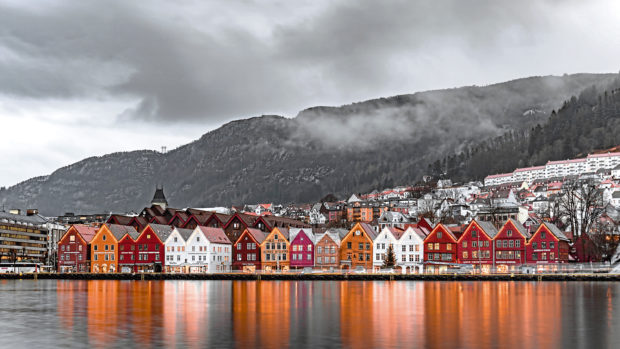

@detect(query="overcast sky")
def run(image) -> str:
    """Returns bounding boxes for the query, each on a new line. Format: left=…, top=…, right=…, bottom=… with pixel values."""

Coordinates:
left=1, top=0, right=619, bottom=187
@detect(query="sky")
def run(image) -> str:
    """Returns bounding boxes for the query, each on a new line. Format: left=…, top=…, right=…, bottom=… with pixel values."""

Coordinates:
left=1, top=0, right=619, bottom=187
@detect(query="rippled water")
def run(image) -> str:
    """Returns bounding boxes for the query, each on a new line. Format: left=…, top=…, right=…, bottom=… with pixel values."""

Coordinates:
left=0, top=279, right=618, bottom=348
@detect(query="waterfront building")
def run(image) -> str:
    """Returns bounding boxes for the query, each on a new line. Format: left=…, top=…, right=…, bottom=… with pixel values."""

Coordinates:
left=223, top=213, right=256, bottom=244
left=187, top=226, right=232, bottom=273
left=233, top=228, right=267, bottom=272
left=117, top=228, right=141, bottom=273
left=423, top=224, right=459, bottom=273
left=339, top=223, right=377, bottom=271
left=288, top=228, right=315, bottom=270
left=57, top=225, right=98, bottom=272
left=373, top=227, right=400, bottom=271
left=163, top=227, right=193, bottom=273
left=314, top=229, right=346, bottom=271
left=395, top=226, right=426, bottom=273
left=134, top=224, right=173, bottom=272
left=526, top=222, right=571, bottom=269
left=457, top=220, right=499, bottom=272
left=493, top=219, right=529, bottom=272
left=260, top=227, right=290, bottom=272
left=90, top=224, right=138, bottom=273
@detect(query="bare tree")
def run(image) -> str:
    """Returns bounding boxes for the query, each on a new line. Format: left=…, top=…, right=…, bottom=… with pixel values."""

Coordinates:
left=589, top=217, right=620, bottom=262
left=555, top=180, right=607, bottom=260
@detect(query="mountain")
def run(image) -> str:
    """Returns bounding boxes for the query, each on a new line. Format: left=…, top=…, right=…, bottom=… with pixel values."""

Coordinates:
left=435, top=74, right=620, bottom=181
left=1, top=73, right=617, bottom=215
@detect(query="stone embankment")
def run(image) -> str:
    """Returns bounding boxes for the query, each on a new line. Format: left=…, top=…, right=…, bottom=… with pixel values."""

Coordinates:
left=1, top=273, right=620, bottom=281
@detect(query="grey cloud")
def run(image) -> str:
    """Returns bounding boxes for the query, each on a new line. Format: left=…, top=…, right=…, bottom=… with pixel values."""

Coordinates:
left=0, top=0, right=612, bottom=126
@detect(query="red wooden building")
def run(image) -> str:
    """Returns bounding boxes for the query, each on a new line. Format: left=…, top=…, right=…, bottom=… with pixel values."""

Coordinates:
left=134, top=224, right=174, bottom=272
left=423, top=223, right=459, bottom=273
left=117, top=229, right=141, bottom=273
left=233, top=228, right=267, bottom=272
left=493, top=219, right=529, bottom=272
left=58, top=225, right=98, bottom=273
left=457, top=220, right=499, bottom=272
left=526, top=222, right=570, bottom=269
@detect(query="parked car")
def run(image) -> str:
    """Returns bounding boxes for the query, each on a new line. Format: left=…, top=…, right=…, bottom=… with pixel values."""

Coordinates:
left=351, top=266, right=366, bottom=274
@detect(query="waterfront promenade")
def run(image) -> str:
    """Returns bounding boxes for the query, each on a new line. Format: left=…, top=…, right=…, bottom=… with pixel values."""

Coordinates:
left=2, top=272, right=620, bottom=281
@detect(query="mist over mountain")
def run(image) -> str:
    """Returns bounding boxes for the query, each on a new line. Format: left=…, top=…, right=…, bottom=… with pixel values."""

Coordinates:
left=1, top=73, right=616, bottom=216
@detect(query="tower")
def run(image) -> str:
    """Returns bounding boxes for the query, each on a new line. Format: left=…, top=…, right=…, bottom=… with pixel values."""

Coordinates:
left=151, top=185, right=168, bottom=209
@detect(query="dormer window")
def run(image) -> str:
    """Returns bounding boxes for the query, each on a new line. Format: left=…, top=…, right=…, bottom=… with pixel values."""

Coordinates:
left=507, top=230, right=512, bottom=237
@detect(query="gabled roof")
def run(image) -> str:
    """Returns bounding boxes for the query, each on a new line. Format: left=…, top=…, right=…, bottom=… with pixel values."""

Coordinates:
left=271, top=227, right=290, bottom=240
left=316, top=229, right=345, bottom=246
left=197, top=226, right=231, bottom=244
left=356, top=222, right=379, bottom=240
left=426, top=223, right=458, bottom=242
left=65, top=224, right=99, bottom=244
left=106, top=224, right=138, bottom=241
left=107, top=214, right=133, bottom=225
left=474, top=220, right=499, bottom=239
left=168, top=212, right=189, bottom=225
left=119, top=229, right=141, bottom=241
left=539, top=222, right=571, bottom=242
left=503, top=218, right=530, bottom=239
left=223, top=212, right=255, bottom=229
left=146, top=224, right=175, bottom=242
left=289, top=228, right=315, bottom=243
left=150, top=216, right=169, bottom=225
left=241, top=228, right=268, bottom=245
left=174, top=227, right=194, bottom=241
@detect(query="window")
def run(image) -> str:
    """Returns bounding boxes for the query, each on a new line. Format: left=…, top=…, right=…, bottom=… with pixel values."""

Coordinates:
left=94, top=255, right=98, bottom=261
left=541, top=231, right=546, bottom=239
left=347, top=242, right=352, bottom=249
left=515, top=240, right=521, bottom=248
left=104, top=254, right=109, bottom=261
left=496, top=240, right=501, bottom=248
left=507, top=230, right=513, bottom=237
left=366, top=243, right=370, bottom=250
left=434, top=243, right=440, bottom=250
left=463, top=251, right=468, bottom=259
left=415, top=255, right=420, bottom=262
left=541, top=242, right=546, bottom=249
left=103, top=235, right=106, bottom=241
left=532, top=253, right=538, bottom=260
left=376, top=253, right=381, bottom=260
left=318, top=256, right=322, bottom=264
left=446, top=244, right=452, bottom=251
left=484, top=241, right=489, bottom=247
left=509, top=240, right=514, bottom=248
left=111, top=254, right=115, bottom=261
left=331, top=256, right=336, bottom=263
left=472, top=251, right=478, bottom=259
left=464, top=241, right=469, bottom=248
left=472, top=230, right=477, bottom=238
left=503, top=240, right=508, bottom=248
left=550, top=252, right=555, bottom=260
left=533, top=242, right=537, bottom=249
left=237, top=254, right=242, bottom=261
left=111, top=245, right=115, bottom=251
left=472, top=241, right=477, bottom=248
left=359, top=243, right=363, bottom=250
left=542, top=252, right=547, bottom=260
left=437, top=231, right=442, bottom=239
left=174, top=237, right=178, bottom=242
left=307, top=254, right=311, bottom=260
left=365, top=253, right=370, bottom=261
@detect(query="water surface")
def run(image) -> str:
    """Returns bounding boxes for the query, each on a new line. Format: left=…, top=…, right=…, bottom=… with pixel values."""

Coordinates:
left=0, top=280, right=618, bottom=348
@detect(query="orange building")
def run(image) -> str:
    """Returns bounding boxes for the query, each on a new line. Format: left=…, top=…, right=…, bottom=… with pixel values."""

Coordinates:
left=260, top=227, right=290, bottom=272
left=339, top=223, right=377, bottom=270
left=90, top=224, right=138, bottom=273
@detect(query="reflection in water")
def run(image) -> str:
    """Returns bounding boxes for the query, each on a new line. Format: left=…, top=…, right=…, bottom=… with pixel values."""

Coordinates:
left=0, top=280, right=618, bottom=348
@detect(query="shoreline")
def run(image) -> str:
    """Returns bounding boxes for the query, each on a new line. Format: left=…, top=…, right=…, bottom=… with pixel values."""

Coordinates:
left=1, top=273, right=620, bottom=281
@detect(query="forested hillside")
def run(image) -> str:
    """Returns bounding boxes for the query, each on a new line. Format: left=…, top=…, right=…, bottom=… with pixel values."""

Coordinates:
left=435, top=75, right=620, bottom=181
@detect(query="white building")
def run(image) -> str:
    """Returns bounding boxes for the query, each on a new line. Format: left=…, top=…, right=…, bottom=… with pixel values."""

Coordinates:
left=186, top=226, right=232, bottom=273
left=484, top=173, right=514, bottom=187
left=372, top=227, right=400, bottom=271
left=164, top=227, right=193, bottom=273
left=395, top=226, right=425, bottom=273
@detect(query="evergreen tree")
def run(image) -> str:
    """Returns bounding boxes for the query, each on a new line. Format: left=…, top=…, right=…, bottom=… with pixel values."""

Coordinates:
left=383, top=244, right=396, bottom=268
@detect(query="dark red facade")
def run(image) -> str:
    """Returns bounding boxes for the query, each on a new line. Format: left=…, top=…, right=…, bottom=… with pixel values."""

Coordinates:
left=526, top=223, right=570, bottom=265
left=134, top=226, right=166, bottom=272
left=118, top=234, right=137, bottom=273
left=424, top=224, right=458, bottom=266
left=233, top=228, right=265, bottom=271
left=57, top=225, right=96, bottom=272
left=457, top=221, right=496, bottom=266
left=493, top=220, right=528, bottom=270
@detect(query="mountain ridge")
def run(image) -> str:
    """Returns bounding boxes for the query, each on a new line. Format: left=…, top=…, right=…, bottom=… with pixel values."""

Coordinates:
left=1, top=73, right=617, bottom=215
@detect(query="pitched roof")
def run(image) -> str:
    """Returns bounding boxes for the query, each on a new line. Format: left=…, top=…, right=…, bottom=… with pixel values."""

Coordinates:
left=106, top=224, right=138, bottom=241
left=197, top=226, right=231, bottom=244
left=541, top=222, right=570, bottom=242
left=244, top=228, right=268, bottom=244
left=272, top=227, right=290, bottom=240
left=289, top=228, right=315, bottom=243
left=150, top=216, right=169, bottom=224
left=505, top=218, right=530, bottom=239
left=175, top=228, right=194, bottom=241
left=147, top=224, right=175, bottom=242
left=70, top=224, right=99, bottom=243
left=359, top=223, right=379, bottom=240
left=108, top=214, right=133, bottom=225
left=475, top=220, right=499, bottom=239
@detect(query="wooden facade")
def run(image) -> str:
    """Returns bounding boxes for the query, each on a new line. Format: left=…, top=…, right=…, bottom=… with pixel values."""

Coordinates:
left=339, top=223, right=377, bottom=270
